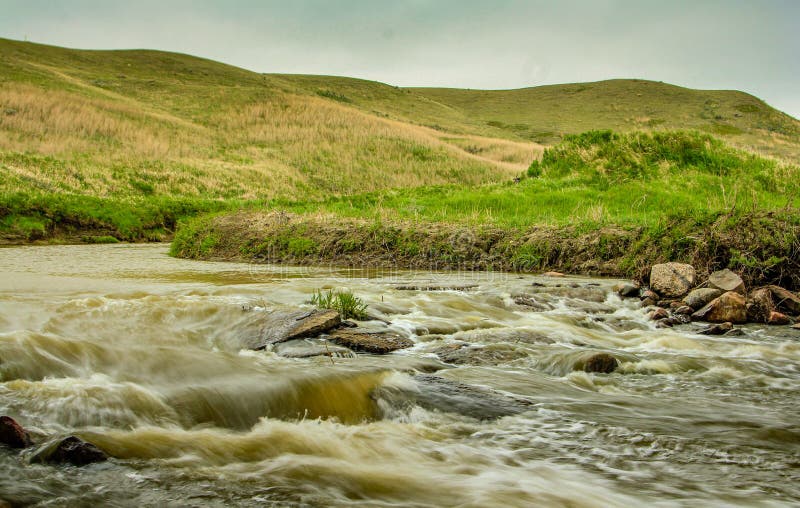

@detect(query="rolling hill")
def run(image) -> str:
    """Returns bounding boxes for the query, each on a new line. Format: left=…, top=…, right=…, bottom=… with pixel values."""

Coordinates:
left=1, top=37, right=799, bottom=242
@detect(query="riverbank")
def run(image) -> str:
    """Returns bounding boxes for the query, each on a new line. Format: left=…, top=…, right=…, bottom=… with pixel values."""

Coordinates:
left=170, top=208, right=800, bottom=291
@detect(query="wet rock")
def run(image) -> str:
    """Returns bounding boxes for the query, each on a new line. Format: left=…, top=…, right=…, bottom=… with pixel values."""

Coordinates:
left=582, top=353, right=618, bottom=373
left=724, top=328, right=745, bottom=337
left=327, top=329, right=413, bottom=354
left=513, top=295, right=551, bottom=311
left=641, top=297, right=657, bottom=307
left=541, top=271, right=565, bottom=277
left=747, top=288, right=774, bottom=324
left=683, top=288, right=723, bottom=310
left=669, top=314, right=691, bottom=325
left=708, top=269, right=746, bottom=295
left=0, top=416, right=32, bottom=449
left=273, top=339, right=354, bottom=359
left=768, top=311, right=791, bottom=325
left=649, top=308, right=669, bottom=321
left=287, top=310, right=342, bottom=340
left=245, top=309, right=342, bottom=349
left=39, top=436, right=108, bottom=466
left=383, top=374, right=532, bottom=420
left=792, top=323, right=800, bottom=330
left=692, top=291, right=747, bottom=324
left=656, top=318, right=673, bottom=328
left=615, top=283, right=640, bottom=298
left=767, top=285, right=800, bottom=316
left=649, top=263, right=696, bottom=298
left=699, top=322, right=734, bottom=335
left=433, top=343, right=528, bottom=366
left=675, top=305, right=694, bottom=315
left=669, top=301, right=684, bottom=310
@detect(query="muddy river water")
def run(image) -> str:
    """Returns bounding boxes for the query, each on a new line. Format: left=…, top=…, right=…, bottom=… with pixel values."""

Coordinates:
left=0, top=244, right=798, bottom=507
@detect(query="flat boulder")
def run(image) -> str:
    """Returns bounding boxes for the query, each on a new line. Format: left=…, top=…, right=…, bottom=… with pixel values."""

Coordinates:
left=683, top=288, right=723, bottom=310
left=650, top=263, right=696, bottom=298
left=692, top=291, right=747, bottom=324
left=327, top=329, right=413, bottom=354
left=0, top=416, right=32, bottom=449
left=767, top=285, right=800, bottom=316
left=37, top=436, right=108, bottom=466
left=244, top=309, right=342, bottom=349
left=708, top=269, right=745, bottom=295
left=747, top=288, right=774, bottom=323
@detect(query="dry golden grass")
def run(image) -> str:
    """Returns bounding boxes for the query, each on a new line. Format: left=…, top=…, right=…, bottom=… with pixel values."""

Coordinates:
left=0, top=81, right=530, bottom=200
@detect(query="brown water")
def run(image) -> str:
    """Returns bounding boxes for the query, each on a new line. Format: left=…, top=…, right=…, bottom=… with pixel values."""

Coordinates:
left=0, top=244, right=798, bottom=507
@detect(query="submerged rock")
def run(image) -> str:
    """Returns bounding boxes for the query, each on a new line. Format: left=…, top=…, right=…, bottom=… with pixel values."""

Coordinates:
left=699, top=322, right=734, bottom=335
left=767, top=285, right=800, bottom=316
left=582, top=353, right=618, bottom=374
left=375, top=374, right=531, bottom=420
left=433, top=343, right=528, bottom=366
left=273, top=339, right=354, bottom=359
left=513, top=295, right=552, bottom=311
left=0, top=416, right=32, bottom=449
left=649, top=263, right=696, bottom=298
left=395, top=284, right=477, bottom=291
left=37, top=436, right=108, bottom=466
left=708, top=269, right=746, bottom=295
left=747, top=288, right=774, bottom=323
left=683, top=288, right=723, bottom=310
left=692, top=291, right=747, bottom=324
left=327, top=329, right=413, bottom=354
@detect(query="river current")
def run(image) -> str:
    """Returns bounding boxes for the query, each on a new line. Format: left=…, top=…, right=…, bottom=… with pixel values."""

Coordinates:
left=0, top=244, right=798, bottom=507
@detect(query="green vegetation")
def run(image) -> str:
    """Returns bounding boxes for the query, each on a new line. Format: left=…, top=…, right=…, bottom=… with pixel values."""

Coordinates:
left=311, top=289, right=368, bottom=320
left=172, top=131, right=800, bottom=289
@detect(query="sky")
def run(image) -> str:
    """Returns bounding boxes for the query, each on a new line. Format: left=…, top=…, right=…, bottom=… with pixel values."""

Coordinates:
left=2, top=0, right=798, bottom=118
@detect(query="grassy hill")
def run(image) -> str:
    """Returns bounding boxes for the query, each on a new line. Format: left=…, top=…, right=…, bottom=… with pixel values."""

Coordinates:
left=1, top=37, right=799, bottom=242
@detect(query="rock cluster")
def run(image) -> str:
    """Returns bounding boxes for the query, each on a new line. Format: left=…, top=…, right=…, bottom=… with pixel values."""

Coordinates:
left=0, top=415, right=108, bottom=467
left=616, top=262, right=800, bottom=332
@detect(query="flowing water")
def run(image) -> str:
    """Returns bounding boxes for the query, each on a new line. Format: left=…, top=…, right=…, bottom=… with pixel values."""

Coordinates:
left=0, top=244, right=799, bottom=507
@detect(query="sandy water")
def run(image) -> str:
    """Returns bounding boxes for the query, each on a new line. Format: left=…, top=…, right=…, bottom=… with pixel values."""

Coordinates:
left=0, top=244, right=798, bottom=507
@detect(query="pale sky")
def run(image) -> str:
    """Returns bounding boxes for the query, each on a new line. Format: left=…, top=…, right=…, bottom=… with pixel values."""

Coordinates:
left=1, top=0, right=798, bottom=118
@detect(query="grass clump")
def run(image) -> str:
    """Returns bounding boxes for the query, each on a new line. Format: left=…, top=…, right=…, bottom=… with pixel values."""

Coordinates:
left=311, top=289, right=368, bottom=320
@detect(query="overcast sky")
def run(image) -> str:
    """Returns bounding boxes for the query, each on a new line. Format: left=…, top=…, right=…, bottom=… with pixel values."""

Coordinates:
left=2, top=0, right=798, bottom=118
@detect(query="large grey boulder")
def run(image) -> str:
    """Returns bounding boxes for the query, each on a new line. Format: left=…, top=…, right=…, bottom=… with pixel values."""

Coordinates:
left=683, top=288, right=723, bottom=310
left=692, top=291, right=747, bottom=324
left=650, top=263, right=696, bottom=298
left=708, top=269, right=745, bottom=294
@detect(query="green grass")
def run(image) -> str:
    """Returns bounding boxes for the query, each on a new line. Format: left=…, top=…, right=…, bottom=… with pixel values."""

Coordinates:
left=311, top=289, right=368, bottom=320
left=266, top=131, right=798, bottom=229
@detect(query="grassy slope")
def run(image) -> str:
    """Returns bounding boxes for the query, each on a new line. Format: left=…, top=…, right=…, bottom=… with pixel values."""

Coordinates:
left=410, top=80, right=800, bottom=161
left=1, top=38, right=799, bottom=243
left=173, top=131, right=800, bottom=289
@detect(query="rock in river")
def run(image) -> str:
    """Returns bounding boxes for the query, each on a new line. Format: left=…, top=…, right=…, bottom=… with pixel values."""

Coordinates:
left=243, top=309, right=341, bottom=349
left=692, top=291, right=747, bottom=324
left=35, top=436, right=108, bottom=466
left=649, top=263, right=696, bottom=298
left=582, top=353, right=619, bottom=374
left=327, top=329, right=413, bottom=354
left=0, top=416, right=32, bottom=449
left=683, top=288, right=723, bottom=310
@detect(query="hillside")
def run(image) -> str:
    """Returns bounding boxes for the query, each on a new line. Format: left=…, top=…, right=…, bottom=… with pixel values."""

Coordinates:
left=410, top=80, right=800, bottom=160
left=1, top=38, right=799, bottom=242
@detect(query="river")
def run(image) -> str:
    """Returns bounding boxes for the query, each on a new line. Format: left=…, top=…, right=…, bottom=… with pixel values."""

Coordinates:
left=0, top=244, right=798, bottom=507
